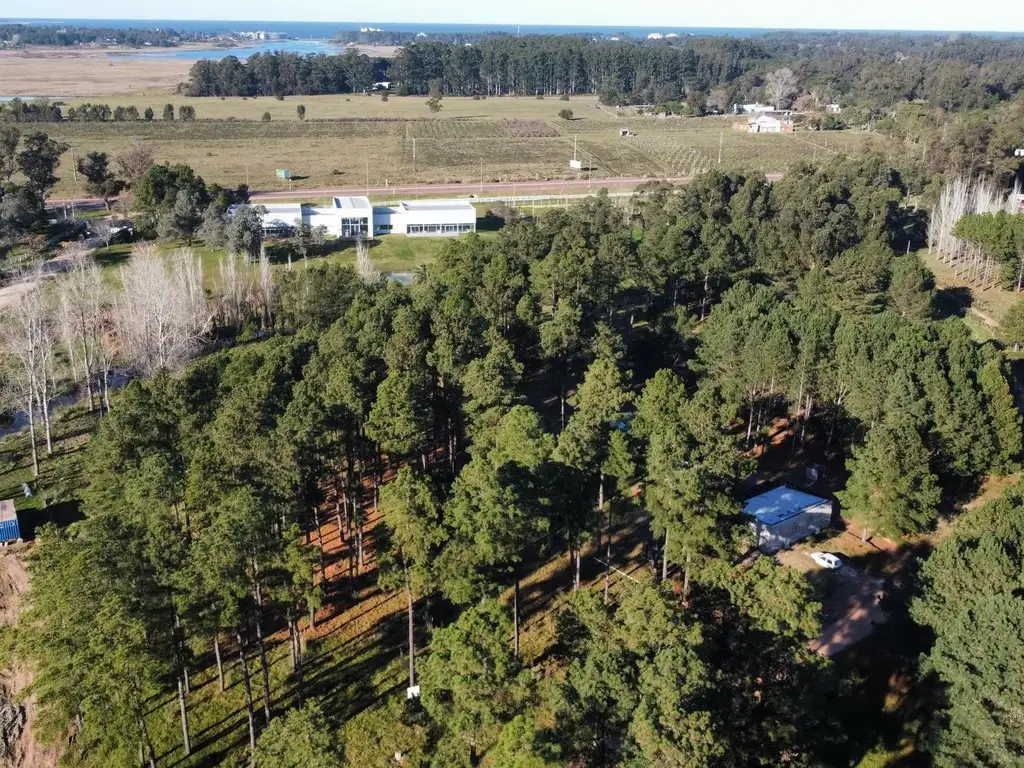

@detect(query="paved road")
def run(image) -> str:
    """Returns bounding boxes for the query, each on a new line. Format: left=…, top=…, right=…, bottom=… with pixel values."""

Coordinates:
left=50, top=172, right=786, bottom=209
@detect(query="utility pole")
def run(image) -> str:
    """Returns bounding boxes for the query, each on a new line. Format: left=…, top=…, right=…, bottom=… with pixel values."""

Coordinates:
left=245, top=162, right=250, bottom=187
left=71, top=148, right=78, bottom=182
left=366, top=158, right=369, bottom=196
left=412, top=137, right=416, bottom=174
left=718, top=132, right=723, bottom=165
left=480, top=157, right=483, bottom=194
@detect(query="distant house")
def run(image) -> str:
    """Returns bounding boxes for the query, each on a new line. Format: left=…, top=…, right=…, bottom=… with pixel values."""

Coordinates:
left=747, top=114, right=794, bottom=134
left=733, top=102, right=776, bottom=115
left=374, top=81, right=391, bottom=90
left=825, top=103, right=842, bottom=114
left=744, top=486, right=833, bottom=553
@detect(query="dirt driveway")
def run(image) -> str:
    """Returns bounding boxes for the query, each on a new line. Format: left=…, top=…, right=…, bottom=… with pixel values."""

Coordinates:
left=777, top=531, right=892, bottom=657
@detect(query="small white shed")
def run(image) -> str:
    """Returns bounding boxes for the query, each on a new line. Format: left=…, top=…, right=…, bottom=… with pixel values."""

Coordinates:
left=744, top=486, right=833, bottom=553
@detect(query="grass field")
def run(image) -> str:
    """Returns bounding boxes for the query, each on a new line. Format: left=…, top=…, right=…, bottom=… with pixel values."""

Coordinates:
left=37, top=95, right=883, bottom=198
left=91, top=230, right=493, bottom=291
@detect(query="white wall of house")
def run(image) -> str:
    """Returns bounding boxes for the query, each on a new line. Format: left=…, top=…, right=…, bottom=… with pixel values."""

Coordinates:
left=240, top=197, right=477, bottom=239
left=372, top=201, right=477, bottom=236
left=751, top=501, right=833, bottom=553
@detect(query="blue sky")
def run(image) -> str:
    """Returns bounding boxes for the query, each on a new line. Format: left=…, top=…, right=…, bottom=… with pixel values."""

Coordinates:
left=7, top=0, right=1019, bottom=32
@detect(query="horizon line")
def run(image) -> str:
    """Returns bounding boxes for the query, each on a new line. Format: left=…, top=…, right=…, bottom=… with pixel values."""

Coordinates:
left=2, top=17, right=1023, bottom=36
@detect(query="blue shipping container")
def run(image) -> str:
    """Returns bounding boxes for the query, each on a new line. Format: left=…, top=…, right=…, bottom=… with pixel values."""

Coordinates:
left=0, top=517, right=20, bottom=542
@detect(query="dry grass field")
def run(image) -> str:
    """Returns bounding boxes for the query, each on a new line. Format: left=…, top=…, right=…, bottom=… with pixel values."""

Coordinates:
left=0, top=48, right=196, bottom=98
left=0, top=44, right=395, bottom=98
left=38, top=96, right=882, bottom=197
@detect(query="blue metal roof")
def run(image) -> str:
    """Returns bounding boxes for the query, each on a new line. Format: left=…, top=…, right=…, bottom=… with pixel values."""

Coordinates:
left=743, top=486, right=830, bottom=527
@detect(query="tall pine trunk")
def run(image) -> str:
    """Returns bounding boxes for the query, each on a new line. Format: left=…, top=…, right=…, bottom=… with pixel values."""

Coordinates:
left=252, top=567, right=272, bottom=725
left=513, top=578, right=520, bottom=658
left=177, top=677, right=191, bottom=756
left=237, top=634, right=257, bottom=753
left=662, top=528, right=670, bottom=581
left=406, top=569, right=417, bottom=688
left=214, top=636, right=225, bottom=693
left=254, top=617, right=271, bottom=725
left=136, top=714, right=156, bottom=768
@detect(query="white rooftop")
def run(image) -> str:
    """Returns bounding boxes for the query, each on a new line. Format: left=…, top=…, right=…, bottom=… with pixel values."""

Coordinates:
left=260, top=203, right=302, bottom=215
left=396, top=200, right=476, bottom=212
left=743, top=486, right=830, bottom=527
left=334, top=196, right=372, bottom=211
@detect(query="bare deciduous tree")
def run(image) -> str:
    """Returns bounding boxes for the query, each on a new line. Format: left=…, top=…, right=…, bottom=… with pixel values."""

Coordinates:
left=215, top=253, right=249, bottom=333
left=764, top=68, right=798, bottom=109
left=705, top=87, right=731, bottom=113
left=55, top=248, right=110, bottom=411
left=0, top=269, right=57, bottom=474
left=115, top=245, right=212, bottom=375
left=115, top=142, right=154, bottom=189
left=257, top=245, right=274, bottom=331
left=354, top=239, right=380, bottom=283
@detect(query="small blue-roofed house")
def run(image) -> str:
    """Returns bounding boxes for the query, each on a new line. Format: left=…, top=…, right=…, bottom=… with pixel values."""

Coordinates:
left=744, top=486, right=833, bottom=553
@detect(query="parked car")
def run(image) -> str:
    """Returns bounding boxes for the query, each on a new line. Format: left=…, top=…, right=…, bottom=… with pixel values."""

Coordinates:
left=809, top=552, right=842, bottom=570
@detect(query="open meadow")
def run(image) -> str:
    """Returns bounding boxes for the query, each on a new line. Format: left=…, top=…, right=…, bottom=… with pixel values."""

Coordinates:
left=0, top=43, right=394, bottom=98
left=39, top=94, right=881, bottom=198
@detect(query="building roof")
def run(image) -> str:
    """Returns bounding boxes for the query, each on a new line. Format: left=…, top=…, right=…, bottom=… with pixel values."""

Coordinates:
left=743, top=486, right=830, bottom=527
left=228, top=203, right=302, bottom=228
left=396, top=199, right=476, bottom=212
left=0, top=499, right=16, bottom=523
left=260, top=203, right=302, bottom=228
left=333, top=196, right=372, bottom=211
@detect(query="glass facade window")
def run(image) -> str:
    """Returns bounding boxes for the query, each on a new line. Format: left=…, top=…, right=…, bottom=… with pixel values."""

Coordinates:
left=341, top=216, right=368, bottom=238
left=406, top=222, right=475, bottom=235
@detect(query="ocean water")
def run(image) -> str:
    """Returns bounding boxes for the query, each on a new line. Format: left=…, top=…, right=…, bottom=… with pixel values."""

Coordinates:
left=5, top=18, right=1021, bottom=40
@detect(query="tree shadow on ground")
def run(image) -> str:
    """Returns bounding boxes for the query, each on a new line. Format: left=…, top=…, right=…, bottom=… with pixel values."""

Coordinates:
left=933, top=286, right=973, bottom=320
left=19, top=499, right=83, bottom=540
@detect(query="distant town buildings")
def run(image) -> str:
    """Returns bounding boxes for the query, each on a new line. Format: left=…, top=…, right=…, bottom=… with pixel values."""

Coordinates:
left=235, top=31, right=287, bottom=41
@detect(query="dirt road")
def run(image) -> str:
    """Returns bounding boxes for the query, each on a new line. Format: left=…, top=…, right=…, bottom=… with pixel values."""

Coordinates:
left=52, top=172, right=786, bottom=209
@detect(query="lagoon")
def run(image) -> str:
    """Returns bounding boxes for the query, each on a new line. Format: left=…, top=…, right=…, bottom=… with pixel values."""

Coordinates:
left=113, top=39, right=339, bottom=62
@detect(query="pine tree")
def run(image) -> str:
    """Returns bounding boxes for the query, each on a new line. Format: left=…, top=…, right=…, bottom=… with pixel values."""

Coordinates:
left=978, top=358, right=1022, bottom=472
left=838, top=415, right=941, bottom=538
left=366, top=369, right=432, bottom=470
left=419, top=601, right=531, bottom=765
left=377, top=467, right=444, bottom=690
left=554, top=355, right=628, bottom=588
left=441, top=406, right=554, bottom=655
left=253, top=703, right=342, bottom=768
left=888, top=254, right=935, bottom=321
left=1000, top=300, right=1024, bottom=350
